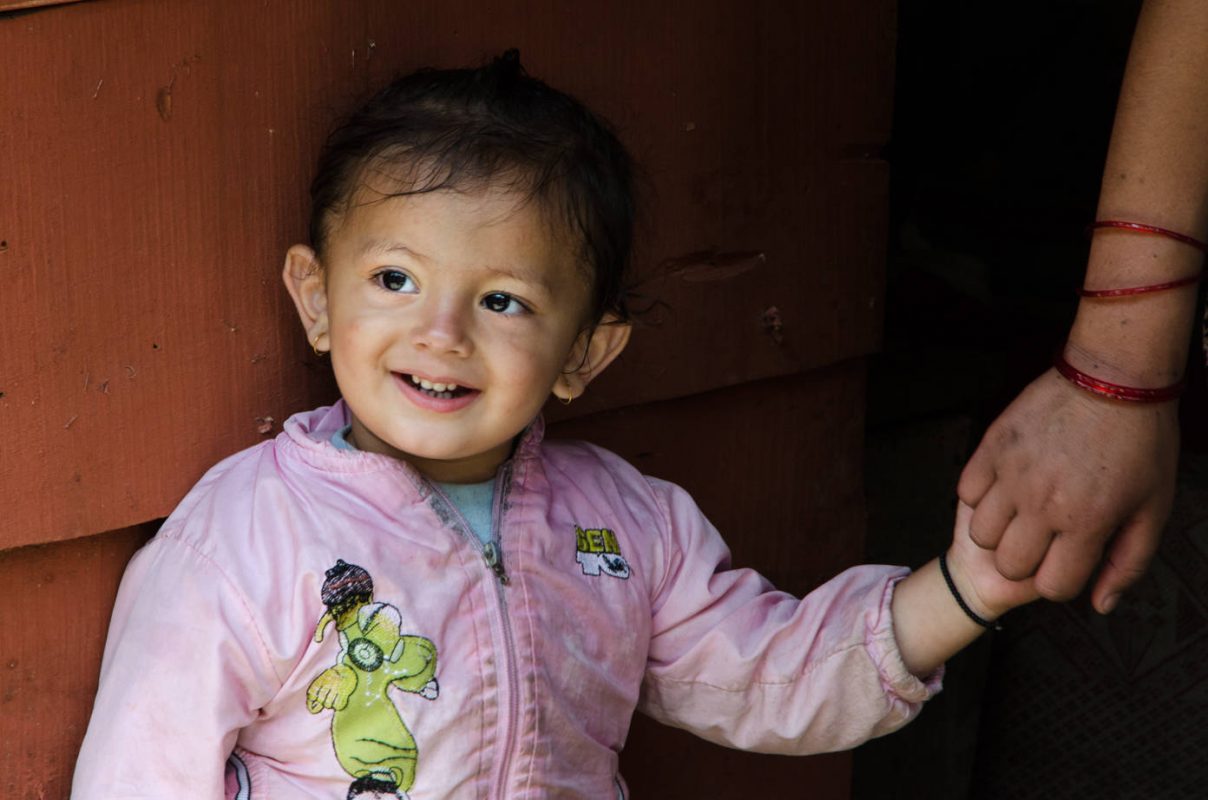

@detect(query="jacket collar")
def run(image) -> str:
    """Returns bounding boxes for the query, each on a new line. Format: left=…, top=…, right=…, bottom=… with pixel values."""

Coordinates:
left=278, top=399, right=546, bottom=482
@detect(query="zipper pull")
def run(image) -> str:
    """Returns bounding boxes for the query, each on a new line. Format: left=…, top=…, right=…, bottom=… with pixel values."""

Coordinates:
left=481, top=540, right=510, bottom=585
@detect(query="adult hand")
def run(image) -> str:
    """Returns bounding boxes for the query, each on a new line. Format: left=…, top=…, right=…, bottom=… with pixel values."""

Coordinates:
left=957, top=367, right=1179, bottom=613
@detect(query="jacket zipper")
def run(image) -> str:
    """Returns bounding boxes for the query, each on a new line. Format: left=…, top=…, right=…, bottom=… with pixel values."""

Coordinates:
left=425, top=465, right=521, bottom=797
left=426, top=472, right=510, bottom=585
left=486, top=462, right=521, bottom=797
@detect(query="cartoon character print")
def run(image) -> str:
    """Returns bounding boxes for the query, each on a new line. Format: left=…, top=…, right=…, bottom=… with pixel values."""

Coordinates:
left=307, top=560, right=439, bottom=800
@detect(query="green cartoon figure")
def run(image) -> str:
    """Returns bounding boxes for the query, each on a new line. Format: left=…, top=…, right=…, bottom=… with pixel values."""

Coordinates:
left=307, top=560, right=439, bottom=800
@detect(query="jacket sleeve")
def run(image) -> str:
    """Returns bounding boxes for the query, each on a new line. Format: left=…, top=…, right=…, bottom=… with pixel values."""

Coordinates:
left=72, top=533, right=282, bottom=799
left=637, top=478, right=943, bottom=755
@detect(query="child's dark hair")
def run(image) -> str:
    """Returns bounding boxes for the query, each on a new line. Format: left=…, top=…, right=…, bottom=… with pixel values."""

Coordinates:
left=309, top=49, right=635, bottom=324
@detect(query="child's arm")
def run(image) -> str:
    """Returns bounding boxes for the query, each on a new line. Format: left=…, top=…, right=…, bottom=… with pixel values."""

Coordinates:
left=72, top=534, right=278, bottom=798
left=639, top=478, right=944, bottom=755
left=639, top=482, right=1032, bottom=755
left=891, top=502, right=1041, bottom=678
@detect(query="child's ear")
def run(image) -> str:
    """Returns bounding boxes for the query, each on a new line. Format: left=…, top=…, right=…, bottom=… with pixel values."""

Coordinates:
left=282, top=244, right=330, bottom=354
left=554, top=316, right=632, bottom=402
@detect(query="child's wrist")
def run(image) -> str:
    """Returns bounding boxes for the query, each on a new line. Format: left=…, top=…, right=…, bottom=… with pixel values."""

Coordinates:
left=942, top=546, right=1006, bottom=624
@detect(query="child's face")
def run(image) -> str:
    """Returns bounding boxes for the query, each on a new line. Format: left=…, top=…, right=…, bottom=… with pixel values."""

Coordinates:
left=285, top=184, right=626, bottom=483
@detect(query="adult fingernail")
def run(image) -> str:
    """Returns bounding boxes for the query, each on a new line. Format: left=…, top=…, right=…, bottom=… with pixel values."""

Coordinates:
left=1101, top=593, right=1120, bottom=614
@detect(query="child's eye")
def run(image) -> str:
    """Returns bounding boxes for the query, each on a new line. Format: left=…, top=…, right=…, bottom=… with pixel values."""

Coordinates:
left=481, top=292, right=529, bottom=316
left=374, top=269, right=416, bottom=293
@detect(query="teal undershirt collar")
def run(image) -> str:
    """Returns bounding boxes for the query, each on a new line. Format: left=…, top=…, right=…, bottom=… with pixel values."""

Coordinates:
left=330, top=425, right=496, bottom=546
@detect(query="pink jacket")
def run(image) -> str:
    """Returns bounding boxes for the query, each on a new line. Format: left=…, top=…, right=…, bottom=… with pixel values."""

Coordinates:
left=73, top=402, right=940, bottom=799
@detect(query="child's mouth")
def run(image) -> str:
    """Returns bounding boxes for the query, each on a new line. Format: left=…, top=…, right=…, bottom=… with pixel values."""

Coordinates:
left=404, top=374, right=473, bottom=400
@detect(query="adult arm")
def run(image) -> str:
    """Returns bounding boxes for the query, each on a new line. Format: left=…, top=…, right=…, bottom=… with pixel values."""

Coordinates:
left=958, top=0, right=1208, bottom=613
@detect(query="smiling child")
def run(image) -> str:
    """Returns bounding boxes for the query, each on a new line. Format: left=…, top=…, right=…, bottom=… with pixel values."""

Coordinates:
left=72, top=51, right=1039, bottom=800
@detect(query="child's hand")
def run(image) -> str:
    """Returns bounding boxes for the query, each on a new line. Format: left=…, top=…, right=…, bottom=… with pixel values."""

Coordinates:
left=893, top=502, right=1046, bottom=677
left=306, top=664, right=358, bottom=713
left=946, top=501, right=1043, bottom=622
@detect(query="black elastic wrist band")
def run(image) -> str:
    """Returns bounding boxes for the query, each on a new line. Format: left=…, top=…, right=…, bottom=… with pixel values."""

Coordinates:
left=938, top=551, right=1003, bottom=631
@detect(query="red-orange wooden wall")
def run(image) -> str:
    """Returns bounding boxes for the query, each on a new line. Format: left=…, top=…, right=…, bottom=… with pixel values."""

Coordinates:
left=0, top=1, right=895, bottom=797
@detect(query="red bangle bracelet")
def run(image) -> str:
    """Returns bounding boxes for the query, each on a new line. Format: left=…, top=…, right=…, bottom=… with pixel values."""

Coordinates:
left=1077, top=273, right=1202, bottom=298
left=1053, top=352, right=1183, bottom=403
left=1088, top=220, right=1208, bottom=253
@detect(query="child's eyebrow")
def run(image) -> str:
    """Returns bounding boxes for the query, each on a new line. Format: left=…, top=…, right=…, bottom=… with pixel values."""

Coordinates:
left=481, top=264, right=554, bottom=292
left=359, top=238, right=423, bottom=261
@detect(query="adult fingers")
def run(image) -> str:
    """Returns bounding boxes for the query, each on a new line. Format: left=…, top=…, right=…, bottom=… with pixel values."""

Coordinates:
left=993, top=516, right=1055, bottom=581
left=968, top=485, right=1015, bottom=550
left=957, top=441, right=997, bottom=508
left=1091, top=513, right=1164, bottom=614
left=1032, top=528, right=1106, bottom=602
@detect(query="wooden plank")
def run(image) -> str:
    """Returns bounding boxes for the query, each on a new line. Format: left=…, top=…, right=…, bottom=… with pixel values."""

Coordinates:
left=0, top=524, right=154, bottom=800
left=0, top=0, right=893, bottom=547
left=0, top=0, right=89, bottom=12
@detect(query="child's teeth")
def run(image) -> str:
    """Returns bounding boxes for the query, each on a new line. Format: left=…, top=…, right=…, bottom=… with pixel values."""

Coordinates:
left=409, top=375, right=459, bottom=393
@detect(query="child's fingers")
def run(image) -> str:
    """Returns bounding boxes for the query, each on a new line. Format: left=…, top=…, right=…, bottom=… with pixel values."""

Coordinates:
left=954, top=499, right=975, bottom=528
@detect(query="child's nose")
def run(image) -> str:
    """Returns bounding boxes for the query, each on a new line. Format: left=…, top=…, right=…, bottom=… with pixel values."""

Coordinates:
left=411, top=298, right=473, bottom=356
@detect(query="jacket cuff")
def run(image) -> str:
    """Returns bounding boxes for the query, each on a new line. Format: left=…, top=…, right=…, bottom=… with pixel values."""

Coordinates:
left=865, top=572, right=944, bottom=720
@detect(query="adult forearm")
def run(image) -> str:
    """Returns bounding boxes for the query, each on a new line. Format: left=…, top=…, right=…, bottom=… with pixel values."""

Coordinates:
left=1068, top=0, right=1208, bottom=384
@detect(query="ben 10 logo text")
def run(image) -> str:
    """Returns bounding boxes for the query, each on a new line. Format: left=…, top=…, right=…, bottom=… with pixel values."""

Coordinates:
left=574, top=526, right=631, bottom=580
